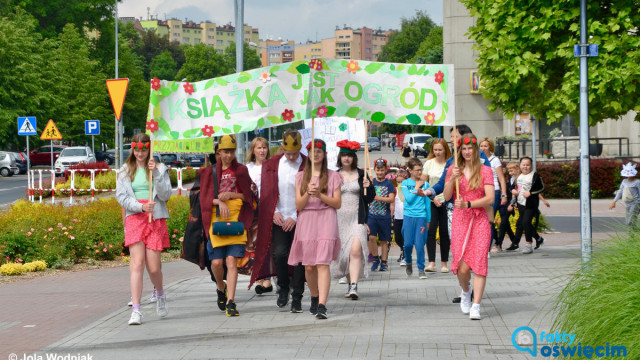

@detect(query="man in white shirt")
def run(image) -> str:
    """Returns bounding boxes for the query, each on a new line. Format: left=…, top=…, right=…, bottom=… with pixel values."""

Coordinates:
left=251, top=129, right=307, bottom=313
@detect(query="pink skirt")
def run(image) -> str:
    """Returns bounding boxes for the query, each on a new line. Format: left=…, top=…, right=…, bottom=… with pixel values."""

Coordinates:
left=288, top=207, right=340, bottom=266
left=124, top=200, right=169, bottom=251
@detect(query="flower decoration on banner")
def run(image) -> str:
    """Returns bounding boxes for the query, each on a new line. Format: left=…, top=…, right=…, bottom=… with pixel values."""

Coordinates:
left=282, top=109, right=295, bottom=122
left=424, top=112, right=436, bottom=125
left=150, top=77, right=161, bottom=91
left=347, top=60, right=360, bottom=73
left=259, top=70, right=271, bottom=83
left=309, top=59, right=323, bottom=71
left=201, top=125, right=215, bottom=137
left=146, top=119, right=159, bottom=133
left=339, top=123, right=347, bottom=132
left=183, top=82, right=195, bottom=95
left=434, top=70, right=444, bottom=85
left=316, top=105, right=328, bottom=118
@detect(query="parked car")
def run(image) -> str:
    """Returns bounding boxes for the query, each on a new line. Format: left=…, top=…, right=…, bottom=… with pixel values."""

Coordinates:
left=158, top=153, right=186, bottom=168
left=54, top=146, right=96, bottom=176
left=0, top=151, right=18, bottom=177
left=30, top=145, right=67, bottom=166
left=358, top=137, right=382, bottom=151
left=106, top=148, right=131, bottom=162
left=404, top=134, right=432, bottom=158
left=184, top=154, right=206, bottom=167
left=11, top=152, right=28, bottom=174
left=95, top=150, right=115, bottom=165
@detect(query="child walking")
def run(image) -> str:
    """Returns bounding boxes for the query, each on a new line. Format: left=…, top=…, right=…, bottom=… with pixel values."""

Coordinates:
left=391, top=169, right=409, bottom=266
left=368, top=158, right=396, bottom=272
left=116, top=133, right=172, bottom=325
left=289, top=140, right=342, bottom=319
left=610, top=162, right=640, bottom=228
left=401, top=158, right=431, bottom=279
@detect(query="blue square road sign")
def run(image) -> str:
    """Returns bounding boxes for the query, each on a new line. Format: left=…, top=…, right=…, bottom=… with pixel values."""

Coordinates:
left=85, top=120, right=100, bottom=135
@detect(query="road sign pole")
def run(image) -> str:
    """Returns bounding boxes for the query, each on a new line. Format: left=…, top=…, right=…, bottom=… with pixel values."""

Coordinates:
left=50, top=140, right=54, bottom=173
left=92, top=135, right=95, bottom=158
left=26, top=136, right=30, bottom=172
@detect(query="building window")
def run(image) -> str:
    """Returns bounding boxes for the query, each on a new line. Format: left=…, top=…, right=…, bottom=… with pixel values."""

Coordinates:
left=366, top=48, right=370, bottom=53
left=339, top=35, right=344, bottom=39
left=183, top=38, right=189, bottom=43
left=208, top=35, right=214, bottom=39
left=366, top=57, right=371, bottom=61
left=194, top=38, right=200, bottom=44
left=173, top=25, right=180, bottom=29
left=373, top=45, right=377, bottom=49
left=173, top=33, right=180, bottom=38
left=217, top=40, right=223, bottom=46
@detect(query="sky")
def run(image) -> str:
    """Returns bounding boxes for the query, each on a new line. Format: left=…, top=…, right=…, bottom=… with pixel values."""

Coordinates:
left=118, top=0, right=443, bottom=43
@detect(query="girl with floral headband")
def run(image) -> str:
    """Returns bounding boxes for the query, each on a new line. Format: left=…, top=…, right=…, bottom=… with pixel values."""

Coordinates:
left=443, top=133, right=495, bottom=320
left=116, top=133, right=172, bottom=325
left=289, top=139, right=343, bottom=319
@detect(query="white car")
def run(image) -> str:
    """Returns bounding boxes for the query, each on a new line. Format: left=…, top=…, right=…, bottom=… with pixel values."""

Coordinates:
left=54, top=146, right=96, bottom=176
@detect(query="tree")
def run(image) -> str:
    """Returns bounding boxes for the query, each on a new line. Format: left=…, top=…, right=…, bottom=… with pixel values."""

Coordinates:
left=0, top=9, right=52, bottom=149
left=224, top=42, right=262, bottom=71
left=461, top=0, right=640, bottom=124
left=149, top=50, right=177, bottom=81
left=176, top=43, right=232, bottom=82
left=137, top=29, right=185, bottom=80
left=378, top=11, right=438, bottom=63
left=45, top=24, right=112, bottom=145
left=413, top=26, right=443, bottom=64
left=7, top=0, right=118, bottom=39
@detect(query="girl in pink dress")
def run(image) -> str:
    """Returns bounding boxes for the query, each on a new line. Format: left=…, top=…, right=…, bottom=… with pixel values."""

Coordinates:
left=288, top=139, right=342, bottom=319
left=443, top=134, right=495, bottom=320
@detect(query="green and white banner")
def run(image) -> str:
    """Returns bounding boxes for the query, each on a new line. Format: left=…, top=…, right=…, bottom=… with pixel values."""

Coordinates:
left=147, top=59, right=454, bottom=153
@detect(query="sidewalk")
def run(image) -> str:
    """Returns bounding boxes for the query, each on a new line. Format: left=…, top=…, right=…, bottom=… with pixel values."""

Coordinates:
left=1, top=199, right=623, bottom=360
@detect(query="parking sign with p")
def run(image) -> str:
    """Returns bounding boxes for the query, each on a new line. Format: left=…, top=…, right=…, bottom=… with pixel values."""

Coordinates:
left=85, top=120, right=100, bottom=135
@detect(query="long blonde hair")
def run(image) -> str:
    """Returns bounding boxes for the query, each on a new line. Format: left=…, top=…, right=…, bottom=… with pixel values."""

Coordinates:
left=125, top=133, right=151, bottom=182
left=299, top=139, right=328, bottom=196
left=246, top=136, right=271, bottom=163
left=456, top=133, right=482, bottom=190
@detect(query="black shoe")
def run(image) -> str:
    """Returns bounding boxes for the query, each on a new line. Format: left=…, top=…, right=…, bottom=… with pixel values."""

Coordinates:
left=505, top=244, right=519, bottom=251
left=216, top=287, right=227, bottom=312
left=534, top=237, right=544, bottom=250
left=315, top=304, right=328, bottom=319
left=255, top=284, right=273, bottom=295
left=225, top=300, right=239, bottom=317
left=277, top=291, right=289, bottom=308
left=309, top=296, right=319, bottom=315
left=291, top=297, right=302, bottom=313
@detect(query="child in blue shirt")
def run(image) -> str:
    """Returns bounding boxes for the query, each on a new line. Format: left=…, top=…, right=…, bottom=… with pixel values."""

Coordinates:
left=401, top=158, right=431, bottom=279
left=368, top=158, right=396, bottom=272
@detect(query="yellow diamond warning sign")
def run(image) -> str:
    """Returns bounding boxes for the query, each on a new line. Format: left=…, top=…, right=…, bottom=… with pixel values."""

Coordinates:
left=40, top=119, right=62, bottom=140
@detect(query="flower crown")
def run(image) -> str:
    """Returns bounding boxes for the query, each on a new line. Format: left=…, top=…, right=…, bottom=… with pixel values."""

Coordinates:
left=337, top=139, right=360, bottom=154
left=457, top=136, right=478, bottom=147
left=131, top=141, right=150, bottom=150
left=306, top=140, right=326, bottom=152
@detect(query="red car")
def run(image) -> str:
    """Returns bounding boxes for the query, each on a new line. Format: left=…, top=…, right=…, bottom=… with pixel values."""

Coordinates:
left=30, top=145, right=67, bottom=166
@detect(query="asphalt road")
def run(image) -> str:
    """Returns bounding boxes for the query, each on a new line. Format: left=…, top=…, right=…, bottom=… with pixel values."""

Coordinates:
left=0, top=168, right=52, bottom=206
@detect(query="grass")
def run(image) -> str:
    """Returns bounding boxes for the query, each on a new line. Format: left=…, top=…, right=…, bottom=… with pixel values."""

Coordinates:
left=552, top=232, right=640, bottom=358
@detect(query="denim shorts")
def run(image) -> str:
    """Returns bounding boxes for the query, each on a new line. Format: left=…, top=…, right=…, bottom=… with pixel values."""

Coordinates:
left=367, top=217, right=392, bottom=242
left=207, top=242, right=245, bottom=260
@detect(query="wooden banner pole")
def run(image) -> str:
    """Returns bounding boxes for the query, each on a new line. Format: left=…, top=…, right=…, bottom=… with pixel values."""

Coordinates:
left=148, top=143, right=153, bottom=223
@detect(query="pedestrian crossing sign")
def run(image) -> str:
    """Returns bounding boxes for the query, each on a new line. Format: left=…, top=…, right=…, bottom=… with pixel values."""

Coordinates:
left=18, top=116, right=37, bottom=135
left=40, top=119, right=62, bottom=140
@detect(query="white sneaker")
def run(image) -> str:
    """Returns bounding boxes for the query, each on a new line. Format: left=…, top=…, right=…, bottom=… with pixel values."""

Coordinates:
left=127, top=298, right=133, bottom=306
left=156, top=294, right=168, bottom=317
left=399, top=259, right=407, bottom=266
left=460, top=290, right=472, bottom=314
left=128, top=310, right=142, bottom=325
left=338, top=276, right=347, bottom=284
left=522, top=244, right=533, bottom=254
left=469, top=303, right=481, bottom=320
left=149, top=289, right=158, bottom=302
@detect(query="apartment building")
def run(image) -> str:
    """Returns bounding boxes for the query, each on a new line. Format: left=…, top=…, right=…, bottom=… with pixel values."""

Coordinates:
left=259, top=39, right=295, bottom=67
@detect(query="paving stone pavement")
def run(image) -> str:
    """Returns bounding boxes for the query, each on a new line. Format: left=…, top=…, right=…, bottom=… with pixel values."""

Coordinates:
left=30, top=241, right=584, bottom=360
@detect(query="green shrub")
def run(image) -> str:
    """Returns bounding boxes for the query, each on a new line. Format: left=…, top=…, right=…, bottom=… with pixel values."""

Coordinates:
left=553, top=234, right=639, bottom=357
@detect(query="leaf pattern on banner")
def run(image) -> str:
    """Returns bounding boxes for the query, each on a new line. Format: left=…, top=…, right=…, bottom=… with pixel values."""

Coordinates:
left=334, top=102, right=349, bottom=117
left=257, top=118, right=265, bottom=129
left=222, top=128, right=232, bottom=134
left=150, top=92, right=159, bottom=106
left=157, top=118, right=172, bottom=134
left=407, top=114, right=422, bottom=125
left=326, top=106, right=336, bottom=117
left=364, top=62, right=384, bottom=74
left=269, top=65, right=280, bottom=73
left=286, top=61, right=306, bottom=74
left=204, top=79, right=216, bottom=90
left=295, top=63, right=310, bottom=74
left=238, top=72, right=251, bottom=83
left=371, top=112, right=385, bottom=123
left=153, top=106, right=162, bottom=119
left=395, top=115, right=407, bottom=124
left=213, top=126, right=221, bottom=133
left=267, top=115, right=282, bottom=125
left=170, top=81, right=179, bottom=92
left=345, top=106, right=361, bottom=118
left=160, top=87, right=172, bottom=97
left=170, top=131, right=180, bottom=140
left=216, top=78, right=228, bottom=87
left=435, top=102, right=448, bottom=124
left=233, top=124, right=242, bottom=133
left=183, top=128, right=202, bottom=138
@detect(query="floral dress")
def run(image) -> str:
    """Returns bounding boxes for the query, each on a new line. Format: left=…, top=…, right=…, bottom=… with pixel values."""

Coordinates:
left=331, top=178, right=368, bottom=279
left=449, top=166, right=494, bottom=276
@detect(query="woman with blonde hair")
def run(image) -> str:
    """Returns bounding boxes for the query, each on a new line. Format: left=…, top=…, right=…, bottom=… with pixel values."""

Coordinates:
left=116, top=133, right=172, bottom=325
left=422, top=138, right=452, bottom=273
left=246, top=137, right=273, bottom=294
left=443, top=134, right=495, bottom=320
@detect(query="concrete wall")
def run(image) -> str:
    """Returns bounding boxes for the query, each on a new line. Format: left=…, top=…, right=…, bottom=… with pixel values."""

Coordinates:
left=594, top=111, right=640, bottom=158
left=443, top=0, right=503, bottom=139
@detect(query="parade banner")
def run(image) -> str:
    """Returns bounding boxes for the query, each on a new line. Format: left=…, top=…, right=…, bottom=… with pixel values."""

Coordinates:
left=147, top=59, right=455, bottom=153
left=300, top=117, right=366, bottom=170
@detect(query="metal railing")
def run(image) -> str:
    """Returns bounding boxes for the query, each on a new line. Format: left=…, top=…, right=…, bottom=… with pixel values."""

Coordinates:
left=496, top=137, right=630, bottom=160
